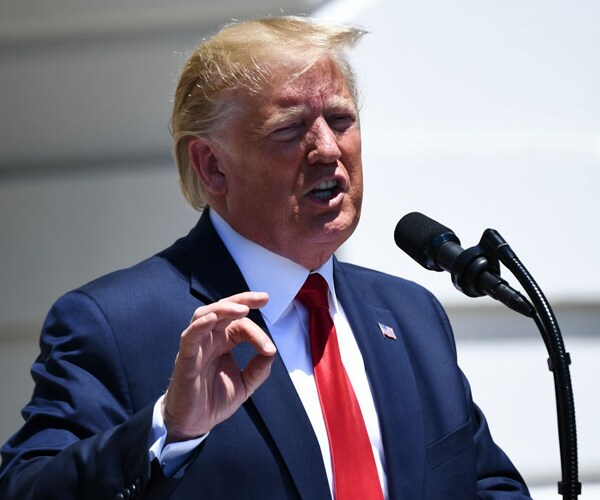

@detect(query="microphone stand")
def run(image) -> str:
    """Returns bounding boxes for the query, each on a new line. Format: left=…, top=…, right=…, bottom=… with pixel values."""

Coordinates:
left=470, top=229, right=582, bottom=499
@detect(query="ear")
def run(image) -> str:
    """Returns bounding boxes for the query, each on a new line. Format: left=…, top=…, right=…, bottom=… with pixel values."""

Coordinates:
left=188, top=138, right=227, bottom=195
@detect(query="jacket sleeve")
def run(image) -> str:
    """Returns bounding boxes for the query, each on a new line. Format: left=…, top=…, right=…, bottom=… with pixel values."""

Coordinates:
left=471, top=397, right=532, bottom=498
left=428, top=291, right=532, bottom=499
left=0, top=291, right=172, bottom=499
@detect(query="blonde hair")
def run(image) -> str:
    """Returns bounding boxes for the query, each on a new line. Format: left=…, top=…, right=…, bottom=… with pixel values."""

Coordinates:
left=171, top=16, right=367, bottom=210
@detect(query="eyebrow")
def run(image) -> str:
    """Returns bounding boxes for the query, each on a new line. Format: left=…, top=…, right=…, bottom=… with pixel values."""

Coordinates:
left=326, top=95, right=357, bottom=112
left=261, top=105, right=308, bottom=130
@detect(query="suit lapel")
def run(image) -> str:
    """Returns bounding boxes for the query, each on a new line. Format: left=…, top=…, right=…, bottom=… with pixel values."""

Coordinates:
left=233, top=327, right=331, bottom=499
left=334, top=262, right=426, bottom=500
left=186, top=211, right=331, bottom=499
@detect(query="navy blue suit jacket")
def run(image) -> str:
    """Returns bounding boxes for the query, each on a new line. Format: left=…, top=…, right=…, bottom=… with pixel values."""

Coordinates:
left=0, top=211, right=530, bottom=499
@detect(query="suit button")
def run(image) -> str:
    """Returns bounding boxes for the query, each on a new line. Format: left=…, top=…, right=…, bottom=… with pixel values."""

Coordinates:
left=123, top=488, right=131, bottom=500
left=115, top=495, right=124, bottom=500
left=133, top=478, right=142, bottom=497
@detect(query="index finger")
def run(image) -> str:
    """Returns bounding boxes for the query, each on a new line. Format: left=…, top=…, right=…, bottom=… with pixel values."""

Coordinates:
left=217, top=291, right=269, bottom=310
left=189, top=291, right=268, bottom=324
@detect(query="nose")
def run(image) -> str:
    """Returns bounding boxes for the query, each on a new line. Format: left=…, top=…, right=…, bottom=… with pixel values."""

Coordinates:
left=306, top=118, right=342, bottom=165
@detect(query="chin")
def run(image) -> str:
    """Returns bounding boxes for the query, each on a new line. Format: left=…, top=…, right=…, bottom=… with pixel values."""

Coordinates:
left=313, top=217, right=358, bottom=247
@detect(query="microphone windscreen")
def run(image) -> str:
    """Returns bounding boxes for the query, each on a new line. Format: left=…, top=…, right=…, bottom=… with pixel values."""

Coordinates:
left=394, top=212, right=457, bottom=269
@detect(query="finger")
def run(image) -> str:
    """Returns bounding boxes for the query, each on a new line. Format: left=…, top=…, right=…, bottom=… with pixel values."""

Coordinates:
left=177, top=311, right=219, bottom=359
left=219, top=291, right=269, bottom=309
left=190, top=301, right=248, bottom=325
left=188, top=291, right=268, bottom=324
left=226, top=317, right=277, bottom=356
left=242, top=354, right=275, bottom=397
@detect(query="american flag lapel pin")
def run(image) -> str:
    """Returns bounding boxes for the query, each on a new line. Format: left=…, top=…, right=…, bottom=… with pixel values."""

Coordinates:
left=378, top=322, right=397, bottom=340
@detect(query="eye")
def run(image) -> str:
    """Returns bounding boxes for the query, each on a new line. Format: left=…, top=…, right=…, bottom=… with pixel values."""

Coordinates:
left=269, top=124, right=303, bottom=142
left=327, top=114, right=356, bottom=132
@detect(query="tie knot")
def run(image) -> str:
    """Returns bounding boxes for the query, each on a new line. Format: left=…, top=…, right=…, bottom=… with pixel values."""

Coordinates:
left=296, top=273, right=330, bottom=310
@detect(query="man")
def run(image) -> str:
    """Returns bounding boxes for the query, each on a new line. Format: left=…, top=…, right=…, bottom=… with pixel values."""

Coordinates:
left=0, top=16, right=531, bottom=499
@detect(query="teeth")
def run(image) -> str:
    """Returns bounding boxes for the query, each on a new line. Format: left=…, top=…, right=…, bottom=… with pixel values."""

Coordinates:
left=315, top=179, right=338, bottom=190
left=313, top=179, right=339, bottom=199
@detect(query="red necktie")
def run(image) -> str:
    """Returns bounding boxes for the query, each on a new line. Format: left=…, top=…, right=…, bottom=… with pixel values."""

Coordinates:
left=296, top=273, right=384, bottom=500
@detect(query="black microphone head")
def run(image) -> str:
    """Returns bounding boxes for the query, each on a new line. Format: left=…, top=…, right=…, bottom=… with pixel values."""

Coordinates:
left=394, top=212, right=460, bottom=271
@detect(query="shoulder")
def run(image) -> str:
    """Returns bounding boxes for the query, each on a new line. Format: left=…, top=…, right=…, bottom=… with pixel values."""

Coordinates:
left=78, top=234, right=189, bottom=302
left=43, top=232, right=196, bottom=339
left=40, top=235, right=198, bottom=405
left=334, top=259, right=450, bottom=329
left=335, top=260, right=436, bottom=300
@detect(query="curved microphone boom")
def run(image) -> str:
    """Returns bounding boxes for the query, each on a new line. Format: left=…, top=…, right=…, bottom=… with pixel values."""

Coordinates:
left=394, top=212, right=534, bottom=317
left=394, top=211, right=581, bottom=499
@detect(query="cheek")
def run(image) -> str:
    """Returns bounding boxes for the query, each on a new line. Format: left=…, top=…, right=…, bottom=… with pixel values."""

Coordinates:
left=347, top=155, right=363, bottom=192
left=341, top=133, right=362, bottom=169
left=251, top=173, right=299, bottom=214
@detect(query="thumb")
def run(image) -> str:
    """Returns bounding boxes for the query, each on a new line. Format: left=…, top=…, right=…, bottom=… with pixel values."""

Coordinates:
left=241, top=354, right=276, bottom=398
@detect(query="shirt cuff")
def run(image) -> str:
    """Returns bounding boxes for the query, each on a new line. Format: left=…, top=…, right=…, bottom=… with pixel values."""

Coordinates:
left=148, top=395, right=208, bottom=477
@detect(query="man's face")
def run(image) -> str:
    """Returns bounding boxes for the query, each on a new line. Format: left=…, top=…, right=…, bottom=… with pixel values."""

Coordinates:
left=208, top=58, right=363, bottom=270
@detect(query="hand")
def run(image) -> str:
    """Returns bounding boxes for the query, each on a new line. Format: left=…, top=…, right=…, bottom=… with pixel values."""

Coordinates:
left=161, top=291, right=276, bottom=443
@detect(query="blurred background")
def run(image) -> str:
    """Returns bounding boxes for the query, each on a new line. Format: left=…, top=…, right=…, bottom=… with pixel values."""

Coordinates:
left=1, top=0, right=598, bottom=497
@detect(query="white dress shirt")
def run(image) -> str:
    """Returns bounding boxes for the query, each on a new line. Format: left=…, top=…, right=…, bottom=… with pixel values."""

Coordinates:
left=151, top=210, right=388, bottom=497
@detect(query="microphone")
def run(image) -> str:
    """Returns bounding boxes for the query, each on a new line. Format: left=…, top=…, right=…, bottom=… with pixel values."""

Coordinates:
left=394, top=212, right=534, bottom=317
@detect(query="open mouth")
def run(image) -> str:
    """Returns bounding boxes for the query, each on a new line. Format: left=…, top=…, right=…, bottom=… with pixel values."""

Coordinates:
left=311, top=179, right=341, bottom=200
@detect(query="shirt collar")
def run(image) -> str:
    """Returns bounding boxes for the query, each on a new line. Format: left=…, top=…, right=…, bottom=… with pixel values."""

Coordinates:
left=209, top=209, right=337, bottom=324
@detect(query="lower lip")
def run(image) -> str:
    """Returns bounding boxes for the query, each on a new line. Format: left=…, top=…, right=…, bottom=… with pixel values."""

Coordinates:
left=307, top=189, right=345, bottom=207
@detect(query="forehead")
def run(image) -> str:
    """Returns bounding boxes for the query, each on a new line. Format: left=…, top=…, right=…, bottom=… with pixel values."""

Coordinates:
left=239, top=59, right=356, bottom=121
